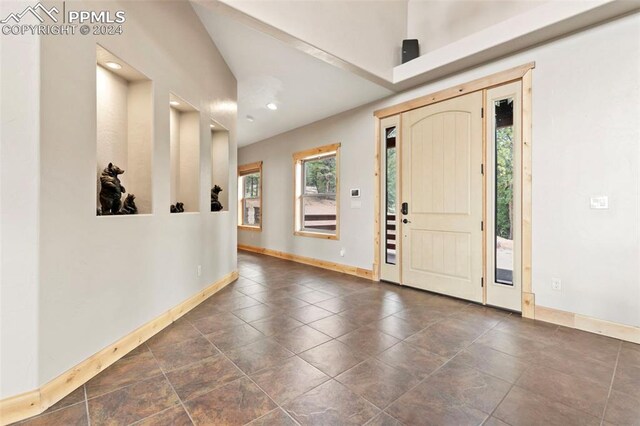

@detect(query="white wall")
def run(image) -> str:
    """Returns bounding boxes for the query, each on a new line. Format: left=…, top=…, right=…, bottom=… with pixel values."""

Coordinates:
left=220, top=0, right=408, bottom=80
left=407, top=0, right=543, bottom=53
left=239, top=12, right=640, bottom=328
left=0, top=12, right=40, bottom=397
left=170, top=107, right=181, bottom=203
left=28, top=0, right=238, bottom=390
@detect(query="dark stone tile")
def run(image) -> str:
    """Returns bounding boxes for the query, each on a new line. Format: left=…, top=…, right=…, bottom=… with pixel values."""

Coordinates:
left=189, top=311, right=245, bottom=334
left=315, top=297, right=351, bottom=313
left=404, top=319, right=484, bottom=358
left=213, top=294, right=263, bottom=312
left=237, top=283, right=269, bottom=296
left=339, top=302, right=403, bottom=325
left=493, top=386, right=601, bottom=426
left=294, top=290, right=335, bottom=304
left=204, top=323, right=264, bottom=352
left=85, top=349, right=162, bottom=398
left=45, top=386, right=85, bottom=413
left=149, top=335, right=219, bottom=372
left=376, top=341, right=448, bottom=380
left=528, top=344, right=615, bottom=387
left=454, top=343, right=528, bottom=383
left=286, top=305, right=334, bottom=323
left=251, top=356, right=329, bottom=405
left=246, top=408, right=298, bottom=426
left=386, top=381, right=488, bottom=426
left=17, top=402, right=88, bottom=426
left=146, top=320, right=202, bottom=351
left=308, top=315, right=361, bottom=338
left=134, top=405, right=192, bottom=426
left=476, top=329, right=550, bottom=358
left=166, top=355, right=244, bottom=402
left=250, top=315, right=304, bottom=336
left=552, top=326, right=621, bottom=364
left=612, top=360, right=640, bottom=399
left=493, top=316, right=560, bottom=346
left=184, top=377, right=276, bottom=425
left=88, top=376, right=179, bottom=426
left=183, top=301, right=224, bottom=323
left=482, top=417, right=511, bottom=426
left=365, top=412, right=403, bottom=426
left=299, top=340, right=365, bottom=377
left=284, top=380, right=379, bottom=425
left=273, top=325, right=332, bottom=354
left=424, top=360, right=511, bottom=414
left=516, top=365, right=609, bottom=418
left=232, top=304, right=278, bottom=322
left=336, top=358, right=421, bottom=409
left=337, top=327, right=400, bottom=357
left=619, top=343, right=640, bottom=368
left=225, top=338, right=294, bottom=374
left=372, top=315, right=425, bottom=339
left=450, top=305, right=511, bottom=329
left=392, top=306, right=449, bottom=329
left=604, top=389, right=640, bottom=425
left=264, top=296, right=310, bottom=309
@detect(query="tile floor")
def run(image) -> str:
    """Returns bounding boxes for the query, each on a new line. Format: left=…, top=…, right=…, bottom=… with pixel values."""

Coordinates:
left=15, top=251, right=640, bottom=425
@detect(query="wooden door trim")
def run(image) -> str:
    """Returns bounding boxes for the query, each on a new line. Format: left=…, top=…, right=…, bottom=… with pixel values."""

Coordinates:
left=374, top=62, right=535, bottom=119
left=373, top=63, right=535, bottom=319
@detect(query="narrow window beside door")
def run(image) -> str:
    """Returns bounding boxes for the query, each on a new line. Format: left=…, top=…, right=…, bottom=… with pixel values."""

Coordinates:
left=494, top=98, right=514, bottom=285
left=385, top=127, right=397, bottom=265
left=238, top=161, right=263, bottom=230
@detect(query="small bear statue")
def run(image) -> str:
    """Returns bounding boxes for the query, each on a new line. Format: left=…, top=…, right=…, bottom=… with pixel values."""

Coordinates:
left=120, top=194, right=138, bottom=215
left=99, top=163, right=126, bottom=215
left=170, top=202, right=185, bottom=213
left=211, top=185, right=223, bottom=212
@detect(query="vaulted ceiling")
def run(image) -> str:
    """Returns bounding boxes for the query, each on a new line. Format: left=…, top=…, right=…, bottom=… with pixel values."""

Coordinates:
left=191, top=0, right=640, bottom=146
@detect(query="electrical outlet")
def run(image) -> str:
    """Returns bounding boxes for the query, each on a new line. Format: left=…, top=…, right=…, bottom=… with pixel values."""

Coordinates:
left=340, top=248, right=346, bottom=257
left=552, top=278, right=562, bottom=291
left=197, top=265, right=202, bottom=277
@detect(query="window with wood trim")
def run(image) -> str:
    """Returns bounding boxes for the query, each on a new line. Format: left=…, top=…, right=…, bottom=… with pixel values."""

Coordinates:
left=238, top=161, right=262, bottom=230
left=293, top=143, right=340, bottom=239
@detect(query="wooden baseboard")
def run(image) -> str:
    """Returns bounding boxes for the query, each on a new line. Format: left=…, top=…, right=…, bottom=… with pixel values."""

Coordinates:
left=238, top=244, right=374, bottom=280
left=536, top=305, right=640, bottom=344
left=0, top=270, right=238, bottom=426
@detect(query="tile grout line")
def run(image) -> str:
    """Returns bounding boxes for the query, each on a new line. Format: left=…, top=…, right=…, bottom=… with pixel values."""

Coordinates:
left=599, top=340, right=622, bottom=426
left=83, top=385, right=91, bottom=426
left=144, top=342, right=196, bottom=426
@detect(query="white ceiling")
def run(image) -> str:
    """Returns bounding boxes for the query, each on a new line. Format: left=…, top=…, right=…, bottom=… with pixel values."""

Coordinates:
left=191, top=2, right=393, bottom=147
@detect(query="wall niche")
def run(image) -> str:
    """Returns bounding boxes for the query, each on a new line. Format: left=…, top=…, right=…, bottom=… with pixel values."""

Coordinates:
left=210, top=119, right=229, bottom=212
left=169, top=94, right=200, bottom=213
left=96, top=45, right=152, bottom=215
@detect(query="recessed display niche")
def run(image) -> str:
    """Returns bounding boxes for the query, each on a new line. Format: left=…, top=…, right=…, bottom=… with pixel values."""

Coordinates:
left=96, top=45, right=152, bottom=215
left=169, top=94, right=200, bottom=213
left=210, top=119, right=229, bottom=212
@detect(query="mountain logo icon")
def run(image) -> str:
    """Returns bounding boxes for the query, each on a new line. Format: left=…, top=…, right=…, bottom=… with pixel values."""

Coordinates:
left=1, top=3, right=59, bottom=24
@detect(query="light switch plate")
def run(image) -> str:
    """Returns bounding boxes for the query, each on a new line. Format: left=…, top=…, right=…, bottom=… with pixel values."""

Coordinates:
left=590, top=196, right=608, bottom=209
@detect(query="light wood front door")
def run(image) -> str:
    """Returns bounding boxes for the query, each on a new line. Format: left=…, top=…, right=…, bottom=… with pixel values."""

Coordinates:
left=400, top=92, right=483, bottom=302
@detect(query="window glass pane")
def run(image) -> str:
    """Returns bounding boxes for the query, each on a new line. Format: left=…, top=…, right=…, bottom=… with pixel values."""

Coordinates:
left=495, top=98, right=514, bottom=285
left=302, top=195, right=336, bottom=232
left=243, top=172, right=260, bottom=198
left=243, top=197, right=261, bottom=226
left=385, top=127, right=397, bottom=265
left=303, top=156, right=336, bottom=195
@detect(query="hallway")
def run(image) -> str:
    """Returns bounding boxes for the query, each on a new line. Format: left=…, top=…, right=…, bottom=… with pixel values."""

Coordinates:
left=15, top=252, right=640, bottom=425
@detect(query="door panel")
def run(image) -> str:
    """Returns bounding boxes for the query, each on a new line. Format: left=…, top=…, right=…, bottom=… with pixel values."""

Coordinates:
left=401, top=92, right=483, bottom=303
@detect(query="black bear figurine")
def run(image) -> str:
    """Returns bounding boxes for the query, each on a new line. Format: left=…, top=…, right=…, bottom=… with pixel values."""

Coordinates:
left=99, top=163, right=125, bottom=215
left=211, top=185, right=223, bottom=212
left=170, top=202, right=185, bottom=213
left=120, top=194, right=138, bottom=215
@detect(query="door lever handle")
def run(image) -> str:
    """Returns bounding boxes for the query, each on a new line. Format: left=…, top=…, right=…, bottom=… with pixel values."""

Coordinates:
left=402, top=218, right=411, bottom=224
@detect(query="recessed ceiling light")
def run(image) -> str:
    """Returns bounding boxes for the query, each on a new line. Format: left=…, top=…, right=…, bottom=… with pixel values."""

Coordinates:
left=246, top=115, right=255, bottom=122
left=105, top=61, right=122, bottom=70
left=210, top=124, right=215, bottom=128
left=266, top=102, right=278, bottom=111
left=170, top=100, right=180, bottom=106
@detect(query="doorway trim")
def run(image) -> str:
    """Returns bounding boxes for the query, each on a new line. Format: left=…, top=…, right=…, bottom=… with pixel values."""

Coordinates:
left=372, top=62, right=535, bottom=318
